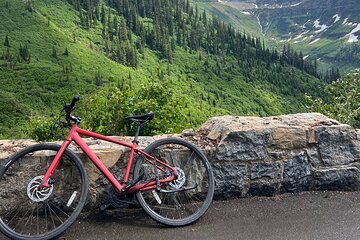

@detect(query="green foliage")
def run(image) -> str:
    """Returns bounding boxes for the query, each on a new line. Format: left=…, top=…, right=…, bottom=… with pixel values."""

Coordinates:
left=26, top=116, right=56, bottom=142
left=81, top=67, right=214, bottom=136
left=305, top=70, right=360, bottom=127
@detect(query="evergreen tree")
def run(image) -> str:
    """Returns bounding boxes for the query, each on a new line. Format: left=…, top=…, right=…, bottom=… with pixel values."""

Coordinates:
left=19, top=44, right=30, bottom=63
left=52, top=46, right=57, bottom=58
left=25, top=0, right=34, bottom=12
left=4, top=35, right=10, bottom=47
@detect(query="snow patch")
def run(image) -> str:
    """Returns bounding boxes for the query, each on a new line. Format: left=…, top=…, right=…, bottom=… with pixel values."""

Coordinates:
left=349, top=34, right=358, bottom=43
left=303, top=55, right=309, bottom=60
left=333, top=14, right=340, bottom=23
left=291, top=1, right=304, bottom=7
left=309, top=38, right=320, bottom=45
left=347, top=23, right=360, bottom=43
left=241, top=11, right=251, bottom=15
left=301, top=20, right=310, bottom=29
left=349, top=23, right=360, bottom=35
left=313, top=19, right=328, bottom=33
left=343, top=18, right=349, bottom=25
left=294, top=30, right=309, bottom=40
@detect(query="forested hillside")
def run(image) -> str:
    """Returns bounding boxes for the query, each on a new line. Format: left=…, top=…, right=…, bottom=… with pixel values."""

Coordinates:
left=196, top=0, right=360, bottom=73
left=0, top=0, right=325, bottom=139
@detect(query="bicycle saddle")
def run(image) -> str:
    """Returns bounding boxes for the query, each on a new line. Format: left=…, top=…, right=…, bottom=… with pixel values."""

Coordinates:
left=124, top=112, right=154, bottom=125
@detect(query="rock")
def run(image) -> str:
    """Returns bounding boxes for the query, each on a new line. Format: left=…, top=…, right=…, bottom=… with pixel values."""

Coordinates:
left=269, top=127, right=307, bottom=149
left=248, top=182, right=277, bottom=197
left=216, top=130, right=270, bottom=161
left=212, top=163, right=246, bottom=199
left=181, top=129, right=196, bottom=137
left=251, top=162, right=281, bottom=180
left=281, top=152, right=311, bottom=193
left=314, top=167, right=360, bottom=191
left=316, top=125, right=360, bottom=166
left=305, top=147, right=322, bottom=167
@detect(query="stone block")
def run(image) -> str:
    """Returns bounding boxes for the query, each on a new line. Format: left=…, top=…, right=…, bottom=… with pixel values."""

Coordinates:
left=212, top=163, right=246, bottom=199
left=216, top=130, right=269, bottom=161
left=269, top=127, right=307, bottom=149
left=248, top=182, right=277, bottom=197
left=281, top=152, right=311, bottom=193
left=316, top=126, right=360, bottom=166
left=251, top=162, right=281, bottom=180
left=314, top=167, right=360, bottom=191
left=306, top=147, right=322, bottom=167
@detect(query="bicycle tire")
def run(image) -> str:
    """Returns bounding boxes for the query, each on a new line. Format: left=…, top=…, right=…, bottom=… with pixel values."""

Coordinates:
left=0, top=144, right=88, bottom=240
left=134, top=138, right=214, bottom=226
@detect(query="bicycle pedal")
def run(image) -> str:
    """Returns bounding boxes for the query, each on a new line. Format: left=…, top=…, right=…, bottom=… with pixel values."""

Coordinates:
left=100, top=203, right=111, bottom=211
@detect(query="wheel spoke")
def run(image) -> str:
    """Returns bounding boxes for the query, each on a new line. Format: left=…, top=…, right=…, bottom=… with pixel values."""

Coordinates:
left=0, top=144, right=88, bottom=239
left=135, top=138, right=214, bottom=226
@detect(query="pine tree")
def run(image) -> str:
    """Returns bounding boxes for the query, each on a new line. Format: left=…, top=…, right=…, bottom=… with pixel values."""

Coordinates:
left=52, top=46, right=57, bottom=58
left=26, top=0, right=34, bottom=12
left=4, top=35, right=10, bottom=47
left=100, top=4, right=106, bottom=25
left=19, top=44, right=30, bottom=63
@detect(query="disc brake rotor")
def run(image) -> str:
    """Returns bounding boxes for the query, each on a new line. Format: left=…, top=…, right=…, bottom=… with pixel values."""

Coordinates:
left=27, top=175, right=54, bottom=202
left=169, top=167, right=186, bottom=189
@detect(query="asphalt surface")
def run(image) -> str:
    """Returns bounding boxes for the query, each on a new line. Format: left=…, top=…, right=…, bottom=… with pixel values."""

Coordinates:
left=64, top=191, right=360, bottom=240
left=3, top=191, right=360, bottom=240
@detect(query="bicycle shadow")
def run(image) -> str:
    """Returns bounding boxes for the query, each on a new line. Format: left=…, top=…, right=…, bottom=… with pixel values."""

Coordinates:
left=79, top=207, right=166, bottom=229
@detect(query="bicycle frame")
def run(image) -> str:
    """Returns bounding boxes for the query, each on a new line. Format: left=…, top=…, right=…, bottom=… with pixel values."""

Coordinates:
left=41, top=124, right=177, bottom=194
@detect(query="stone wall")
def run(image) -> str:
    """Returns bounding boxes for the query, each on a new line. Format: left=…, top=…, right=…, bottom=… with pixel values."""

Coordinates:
left=1, top=113, right=360, bottom=205
left=199, top=113, right=360, bottom=198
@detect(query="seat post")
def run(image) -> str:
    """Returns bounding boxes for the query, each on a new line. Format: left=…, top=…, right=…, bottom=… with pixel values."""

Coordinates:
left=133, top=124, right=142, bottom=143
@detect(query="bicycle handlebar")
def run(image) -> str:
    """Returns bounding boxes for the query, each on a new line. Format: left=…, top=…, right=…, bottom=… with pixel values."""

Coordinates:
left=63, top=96, right=81, bottom=125
left=69, top=96, right=80, bottom=110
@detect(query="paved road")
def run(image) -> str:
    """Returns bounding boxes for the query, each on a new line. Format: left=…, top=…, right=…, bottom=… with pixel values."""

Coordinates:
left=4, top=191, right=360, bottom=240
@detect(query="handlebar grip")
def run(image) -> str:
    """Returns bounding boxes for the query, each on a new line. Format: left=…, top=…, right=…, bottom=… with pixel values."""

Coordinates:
left=70, top=96, right=80, bottom=108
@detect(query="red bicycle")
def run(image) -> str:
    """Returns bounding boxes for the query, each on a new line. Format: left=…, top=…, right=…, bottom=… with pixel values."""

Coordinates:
left=0, top=96, right=214, bottom=240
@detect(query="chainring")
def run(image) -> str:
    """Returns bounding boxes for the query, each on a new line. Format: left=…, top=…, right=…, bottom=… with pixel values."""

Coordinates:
left=107, top=186, right=138, bottom=209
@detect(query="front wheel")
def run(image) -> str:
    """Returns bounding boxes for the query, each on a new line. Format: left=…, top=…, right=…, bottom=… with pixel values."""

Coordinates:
left=0, top=144, right=88, bottom=240
left=134, top=138, right=214, bottom=226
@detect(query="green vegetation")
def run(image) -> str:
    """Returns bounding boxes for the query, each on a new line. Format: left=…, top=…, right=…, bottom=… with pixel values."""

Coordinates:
left=305, top=70, right=360, bottom=128
left=0, top=0, right=326, bottom=140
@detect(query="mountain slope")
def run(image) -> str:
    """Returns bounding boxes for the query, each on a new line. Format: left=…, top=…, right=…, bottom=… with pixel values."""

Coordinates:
left=0, top=0, right=325, bottom=139
left=256, top=0, right=360, bottom=72
left=194, top=0, right=360, bottom=73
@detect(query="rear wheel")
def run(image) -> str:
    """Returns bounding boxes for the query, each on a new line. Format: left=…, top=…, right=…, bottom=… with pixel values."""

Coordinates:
left=0, top=144, right=88, bottom=240
left=134, top=138, right=214, bottom=226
